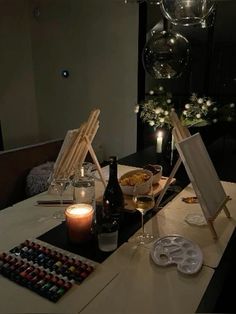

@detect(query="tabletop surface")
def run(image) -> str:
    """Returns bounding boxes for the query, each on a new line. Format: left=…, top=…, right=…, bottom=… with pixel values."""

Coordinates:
left=0, top=163, right=236, bottom=313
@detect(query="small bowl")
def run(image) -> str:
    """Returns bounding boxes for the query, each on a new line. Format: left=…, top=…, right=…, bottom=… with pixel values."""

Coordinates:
left=119, top=169, right=153, bottom=196
left=143, top=164, right=163, bottom=185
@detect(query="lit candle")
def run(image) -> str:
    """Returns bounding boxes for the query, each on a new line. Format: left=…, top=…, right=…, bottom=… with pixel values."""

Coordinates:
left=156, top=131, right=163, bottom=153
left=65, top=204, right=94, bottom=243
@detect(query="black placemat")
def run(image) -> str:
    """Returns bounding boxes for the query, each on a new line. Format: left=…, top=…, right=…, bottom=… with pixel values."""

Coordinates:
left=38, top=210, right=142, bottom=263
left=38, top=189, right=177, bottom=263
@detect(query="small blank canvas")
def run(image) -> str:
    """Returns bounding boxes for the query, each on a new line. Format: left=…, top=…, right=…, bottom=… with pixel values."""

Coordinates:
left=176, top=133, right=227, bottom=220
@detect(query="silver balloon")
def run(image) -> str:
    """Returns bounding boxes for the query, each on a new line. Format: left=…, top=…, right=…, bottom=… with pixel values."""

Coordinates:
left=142, top=30, right=190, bottom=79
left=160, top=0, right=215, bottom=26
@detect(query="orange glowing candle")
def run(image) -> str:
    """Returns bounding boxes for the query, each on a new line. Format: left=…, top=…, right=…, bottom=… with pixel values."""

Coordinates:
left=65, top=204, right=94, bottom=243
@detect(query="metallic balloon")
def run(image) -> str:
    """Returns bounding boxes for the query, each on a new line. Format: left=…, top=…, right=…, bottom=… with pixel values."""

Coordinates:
left=142, top=30, right=190, bottom=79
left=160, top=0, right=215, bottom=26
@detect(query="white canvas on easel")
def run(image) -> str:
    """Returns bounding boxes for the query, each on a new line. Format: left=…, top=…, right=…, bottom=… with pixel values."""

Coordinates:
left=176, top=133, right=229, bottom=220
left=154, top=110, right=231, bottom=239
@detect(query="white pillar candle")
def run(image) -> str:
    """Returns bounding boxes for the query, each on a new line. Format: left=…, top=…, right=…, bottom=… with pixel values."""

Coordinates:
left=156, top=131, right=163, bottom=153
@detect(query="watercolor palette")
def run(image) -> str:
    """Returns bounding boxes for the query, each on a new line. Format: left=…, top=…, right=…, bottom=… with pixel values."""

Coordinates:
left=150, top=235, right=203, bottom=275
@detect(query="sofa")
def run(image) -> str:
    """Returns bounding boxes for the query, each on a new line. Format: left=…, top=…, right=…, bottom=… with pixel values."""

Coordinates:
left=0, top=139, right=63, bottom=210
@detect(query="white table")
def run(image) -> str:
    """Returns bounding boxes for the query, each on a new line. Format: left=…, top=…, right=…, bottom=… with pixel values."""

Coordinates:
left=0, top=167, right=235, bottom=313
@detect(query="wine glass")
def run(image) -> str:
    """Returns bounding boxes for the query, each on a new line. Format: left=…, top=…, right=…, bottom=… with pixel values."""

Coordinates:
left=133, top=178, right=156, bottom=245
left=49, top=172, right=71, bottom=220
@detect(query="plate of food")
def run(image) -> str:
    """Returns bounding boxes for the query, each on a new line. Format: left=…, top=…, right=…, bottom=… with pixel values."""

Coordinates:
left=119, top=169, right=153, bottom=196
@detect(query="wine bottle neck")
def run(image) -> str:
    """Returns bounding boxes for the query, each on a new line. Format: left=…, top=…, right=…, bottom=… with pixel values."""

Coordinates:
left=108, top=162, right=118, bottom=183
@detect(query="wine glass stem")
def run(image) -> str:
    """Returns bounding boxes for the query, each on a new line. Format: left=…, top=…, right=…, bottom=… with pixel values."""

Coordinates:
left=141, top=212, right=144, bottom=235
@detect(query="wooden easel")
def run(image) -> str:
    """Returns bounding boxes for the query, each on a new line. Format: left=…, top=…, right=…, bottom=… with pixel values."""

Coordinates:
left=154, top=110, right=230, bottom=239
left=52, top=109, right=106, bottom=188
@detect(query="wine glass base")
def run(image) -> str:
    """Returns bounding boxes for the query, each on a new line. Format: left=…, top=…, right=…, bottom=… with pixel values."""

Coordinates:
left=135, top=232, right=157, bottom=245
left=52, top=210, right=66, bottom=221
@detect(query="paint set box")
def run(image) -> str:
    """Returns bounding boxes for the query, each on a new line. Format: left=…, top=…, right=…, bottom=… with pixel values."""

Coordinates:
left=0, top=239, right=95, bottom=302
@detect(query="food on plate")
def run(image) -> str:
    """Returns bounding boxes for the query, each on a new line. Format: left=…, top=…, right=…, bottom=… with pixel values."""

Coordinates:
left=119, top=171, right=151, bottom=186
left=143, top=164, right=161, bottom=175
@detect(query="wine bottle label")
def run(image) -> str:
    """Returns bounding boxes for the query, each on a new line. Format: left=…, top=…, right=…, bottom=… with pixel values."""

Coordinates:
left=98, top=231, right=118, bottom=252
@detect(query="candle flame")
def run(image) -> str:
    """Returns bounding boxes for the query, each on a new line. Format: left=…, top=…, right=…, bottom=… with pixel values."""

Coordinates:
left=81, top=190, right=86, bottom=197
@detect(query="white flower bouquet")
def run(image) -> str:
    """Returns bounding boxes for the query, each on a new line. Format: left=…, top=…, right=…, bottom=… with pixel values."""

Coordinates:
left=180, top=93, right=235, bottom=127
left=135, top=87, right=235, bottom=129
left=134, top=86, right=173, bottom=129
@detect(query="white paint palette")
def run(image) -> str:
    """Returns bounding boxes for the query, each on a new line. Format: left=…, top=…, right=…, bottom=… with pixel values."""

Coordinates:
left=150, top=235, right=203, bottom=275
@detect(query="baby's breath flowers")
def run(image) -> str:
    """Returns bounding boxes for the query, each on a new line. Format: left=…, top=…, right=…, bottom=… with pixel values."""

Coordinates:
left=135, top=88, right=235, bottom=130
left=181, top=93, right=236, bottom=126
left=135, top=86, right=173, bottom=129
left=180, top=93, right=213, bottom=127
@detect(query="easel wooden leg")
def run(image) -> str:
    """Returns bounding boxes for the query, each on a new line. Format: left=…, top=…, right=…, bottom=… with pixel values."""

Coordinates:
left=223, top=205, right=231, bottom=218
left=207, top=221, right=218, bottom=240
left=84, top=135, right=107, bottom=188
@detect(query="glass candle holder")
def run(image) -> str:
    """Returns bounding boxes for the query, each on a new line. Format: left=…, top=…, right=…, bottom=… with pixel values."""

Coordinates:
left=65, top=204, right=94, bottom=243
left=72, top=163, right=95, bottom=210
